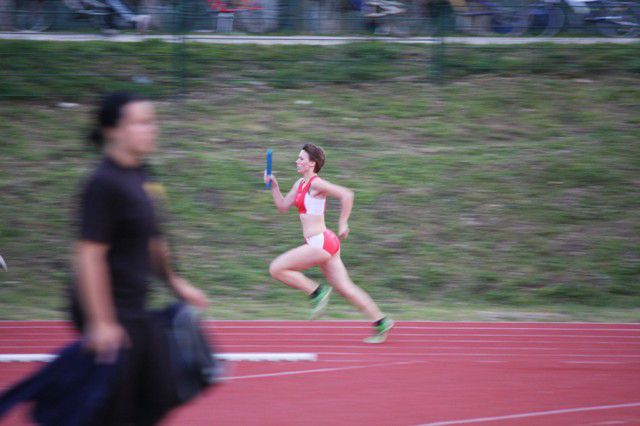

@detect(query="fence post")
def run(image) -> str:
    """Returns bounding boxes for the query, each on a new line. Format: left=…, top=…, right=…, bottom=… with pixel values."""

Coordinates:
left=431, top=2, right=449, bottom=84
left=280, top=0, right=300, bottom=32
left=173, top=0, right=188, bottom=97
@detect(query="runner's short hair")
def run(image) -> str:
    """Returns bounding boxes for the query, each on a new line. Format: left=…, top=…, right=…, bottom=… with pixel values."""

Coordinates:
left=302, top=143, right=325, bottom=173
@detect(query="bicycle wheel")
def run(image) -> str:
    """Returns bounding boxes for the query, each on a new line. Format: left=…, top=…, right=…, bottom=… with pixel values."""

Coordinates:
left=382, top=0, right=438, bottom=37
left=527, top=1, right=565, bottom=36
left=13, top=0, right=56, bottom=31
left=595, top=1, right=640, bottom=37
left=488, top=0, right=530, bottom=35
left=235, top=0, right=280, bottom=33
left=84, top=9, right=123, bottom=32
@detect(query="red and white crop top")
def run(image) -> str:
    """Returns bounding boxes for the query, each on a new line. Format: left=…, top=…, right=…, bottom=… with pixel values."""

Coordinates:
left=294, top=176, right=325, bottom=216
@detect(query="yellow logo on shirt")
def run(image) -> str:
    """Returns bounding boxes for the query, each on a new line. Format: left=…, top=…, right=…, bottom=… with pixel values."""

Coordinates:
left=143, top=182, right=167, bottom=201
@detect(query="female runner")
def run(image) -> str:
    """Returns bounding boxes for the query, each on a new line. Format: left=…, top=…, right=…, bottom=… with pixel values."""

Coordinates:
left=264, top=144, right=394, bottom=343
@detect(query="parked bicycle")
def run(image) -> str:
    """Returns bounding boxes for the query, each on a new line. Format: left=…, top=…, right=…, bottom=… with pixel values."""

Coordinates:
left=346, top=0, right=438, bottom=36
left=12, top=0, right=151, bottom=32
left=449, top=0, right=529, bottom=35
left=525, top=0, right=640, bottom=37
left=354, top=0, right=638, bottom=36
left=350, top=0, right=529, bottom=36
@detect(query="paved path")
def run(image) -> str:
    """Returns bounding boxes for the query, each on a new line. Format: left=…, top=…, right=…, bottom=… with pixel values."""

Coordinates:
left=1, top=32, right=638, bottom=44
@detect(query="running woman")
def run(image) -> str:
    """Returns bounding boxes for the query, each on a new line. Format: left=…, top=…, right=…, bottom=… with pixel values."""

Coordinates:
left=264, top=144, right=394, bottom=343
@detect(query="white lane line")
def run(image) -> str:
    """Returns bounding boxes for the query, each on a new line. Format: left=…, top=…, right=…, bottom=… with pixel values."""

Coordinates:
left=3, top=335, right=640, bottom=347
left=0, top=343, right=569, bottom=351
left=204, top=326, right=640, bottom=332
left=0, top=352, right=318, bottom=363
left=0, top=338, right=77, bottom=342
left=562, top=361, right=624, bottom=365
left=4, top=334, right=640, bottom=342
left=0, top=346, right=69, bottom=350
left=207, top=339, right=640, bottom=347
left=227, top=360, right=423, bottom=380
left=210, top=345, right=640, bottom=355
left=210, top=320, right=639, bottom=324
left=3, top=339, right=640, bottom=349
left=309, top=351, right=640, bottom=358
left=2, top=320, right=637, bottom=324
left=207, top=333, right=640, bottom=340
left=203, top=320, right=640, bottom=325
left=2, top=346, right=637, bottom=359
left=221, top=340, right=564, bottom=356
left=1, top=324, right=637, bottom=332
left=0, top=333, right=640, bottom=350
left=0, top=326, right=72, bottom=329
left=2, top=340, right=640, bottom=348
left=1, top=328, right=638, bottom=338
left=416, top=402, right=640, bottom=425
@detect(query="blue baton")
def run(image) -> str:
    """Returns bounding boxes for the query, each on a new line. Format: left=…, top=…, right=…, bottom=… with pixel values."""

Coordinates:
left=266, top=149, right=272, bottom=189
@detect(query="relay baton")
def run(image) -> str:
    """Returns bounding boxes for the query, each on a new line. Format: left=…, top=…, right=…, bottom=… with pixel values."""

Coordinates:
left=266, top=149, right=272, bottom=189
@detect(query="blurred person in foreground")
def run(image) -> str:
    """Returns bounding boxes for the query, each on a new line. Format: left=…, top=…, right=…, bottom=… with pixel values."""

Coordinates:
left=0, top=92, right=212, bottom=425
left=264, top=144, right=394, bottom=343
left=71, top=91, right=209, bottom=424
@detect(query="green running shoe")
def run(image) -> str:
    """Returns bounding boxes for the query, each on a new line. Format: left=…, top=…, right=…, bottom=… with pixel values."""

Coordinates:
left=310, top=286, right=332, bottom=319
left=364, top=318, right=395, bottom=344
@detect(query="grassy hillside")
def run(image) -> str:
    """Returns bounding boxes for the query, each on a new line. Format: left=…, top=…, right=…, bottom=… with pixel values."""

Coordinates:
left=0, top=40, right=639, bottom=320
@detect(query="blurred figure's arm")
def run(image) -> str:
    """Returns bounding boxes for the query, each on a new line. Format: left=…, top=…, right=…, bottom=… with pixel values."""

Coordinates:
left=74, top=241, right=127, bottom=363
left=150, top=237, right=209, bottom=309
left=75, top=176, right=128, bottom=362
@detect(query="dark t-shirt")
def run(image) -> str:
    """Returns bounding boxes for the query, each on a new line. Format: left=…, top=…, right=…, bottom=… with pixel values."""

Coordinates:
left=75, top=156, right=161, bottom=320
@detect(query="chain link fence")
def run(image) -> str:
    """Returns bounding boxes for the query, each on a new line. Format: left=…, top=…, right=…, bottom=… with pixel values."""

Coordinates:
left=0, top=0, right=638, bottom=99
left=2, top=1, right=639, bottom=35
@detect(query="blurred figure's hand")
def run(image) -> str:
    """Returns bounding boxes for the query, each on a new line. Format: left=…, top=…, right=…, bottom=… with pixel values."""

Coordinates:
left=172, top=276, right=209, bottom=309
left=85, top=321, right=129, bottom=364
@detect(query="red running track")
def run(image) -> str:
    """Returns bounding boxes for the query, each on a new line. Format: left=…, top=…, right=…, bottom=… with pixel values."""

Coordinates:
left=1, top=321, right=639, bottom=425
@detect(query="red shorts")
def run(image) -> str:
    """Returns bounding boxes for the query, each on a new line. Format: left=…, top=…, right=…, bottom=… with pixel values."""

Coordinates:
left=306, top=229, right=340, bottom=256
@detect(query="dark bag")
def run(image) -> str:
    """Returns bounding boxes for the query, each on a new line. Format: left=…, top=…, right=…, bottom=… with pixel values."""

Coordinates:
left=0, top=341, right=119, bottom=426
left=156, top=302, right=221, bottom=403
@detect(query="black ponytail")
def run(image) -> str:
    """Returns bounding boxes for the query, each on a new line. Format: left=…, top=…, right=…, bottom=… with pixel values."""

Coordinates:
left=89, top=128, right=104, bottom=146
left=89, top=91, right=147, bottom=147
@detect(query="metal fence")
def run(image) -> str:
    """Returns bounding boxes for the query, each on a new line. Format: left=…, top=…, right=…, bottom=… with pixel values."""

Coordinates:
left=1, top=0, right=639, bottom=36
left=0, top=0, right=638, bottom=99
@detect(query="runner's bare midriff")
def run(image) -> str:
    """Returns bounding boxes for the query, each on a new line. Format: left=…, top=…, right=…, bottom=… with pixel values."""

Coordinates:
left=300, top=213, right=326, bottom=239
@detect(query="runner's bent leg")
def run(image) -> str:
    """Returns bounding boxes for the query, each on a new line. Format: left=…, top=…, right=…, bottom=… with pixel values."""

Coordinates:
left=269, top=244, right=331, bottom=295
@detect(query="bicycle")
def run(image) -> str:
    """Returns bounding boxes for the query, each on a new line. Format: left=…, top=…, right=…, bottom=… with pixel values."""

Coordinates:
left=12, top=0, right=146, bottom=33
left=357, top=0, right=638, bottom=36
left=342, top=0, right=438, bottom=36
left=351, top=0, right=529, bottom=36
left=13, top=0, right=57, bottom=31
left=525, top=0, right=640, bottom=37
left=449, top=0, right=530, bottom=35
